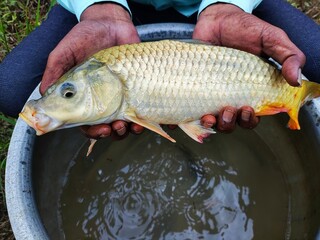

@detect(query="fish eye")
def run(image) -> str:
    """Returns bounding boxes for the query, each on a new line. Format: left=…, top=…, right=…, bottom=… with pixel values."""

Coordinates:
left=60, top=82, right=76, bottom=99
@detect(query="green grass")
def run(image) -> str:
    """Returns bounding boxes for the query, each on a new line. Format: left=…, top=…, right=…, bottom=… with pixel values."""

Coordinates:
left=0, top=114, right=16, bottom=126
left=0, top=0, right=55, bottom=59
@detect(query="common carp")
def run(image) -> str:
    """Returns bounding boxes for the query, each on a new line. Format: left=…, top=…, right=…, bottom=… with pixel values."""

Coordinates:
left=20, top=40, right=320, bottom=143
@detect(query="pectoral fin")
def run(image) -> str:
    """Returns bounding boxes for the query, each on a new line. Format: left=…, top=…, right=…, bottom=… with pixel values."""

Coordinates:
left=86, top=139, right=98, bottom=157
left=125, top=111, right=176, bottom=143
left=178, top=120, right=215, bottom=143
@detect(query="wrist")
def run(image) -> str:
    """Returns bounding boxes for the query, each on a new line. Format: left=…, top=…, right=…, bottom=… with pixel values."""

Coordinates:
left=80, top=3, right=131, bottom=22
left=199, top=3, right=243, bottom=19
left=198, top=0, right=262, bottom=17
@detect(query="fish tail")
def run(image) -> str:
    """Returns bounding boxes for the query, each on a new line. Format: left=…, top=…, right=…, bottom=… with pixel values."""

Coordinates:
left=303, top=80, right=320, bottom=99
left=287, top=80, right=320, bottom=130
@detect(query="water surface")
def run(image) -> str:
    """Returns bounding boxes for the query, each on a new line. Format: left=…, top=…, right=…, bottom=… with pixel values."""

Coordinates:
left=58, top=115, right=320, bottom=239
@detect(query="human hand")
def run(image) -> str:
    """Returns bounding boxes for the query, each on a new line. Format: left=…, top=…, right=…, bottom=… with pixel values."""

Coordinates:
left=193, top=3, right=305, bottom=132
left=201, top=106, right=259, bottom=133
left=40, top=3, right=140, bottom=92
left=193, top=3, right=306, bottom=85
left=40, top=3, right=142, bottom=139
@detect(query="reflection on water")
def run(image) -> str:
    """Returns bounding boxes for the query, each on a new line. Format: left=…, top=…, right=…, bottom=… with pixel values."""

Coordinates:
left=59, top=124, right=294, bottom=240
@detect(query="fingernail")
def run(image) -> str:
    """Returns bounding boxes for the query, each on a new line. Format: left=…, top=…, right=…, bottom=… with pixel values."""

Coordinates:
left=241, top=110, right=251, bottom=122
left=97, top=128, right=108, bottom=138
left=117, top=127, right=126, bottom=136
left=131, top=124, right=144, bottom=134
left=222, top=109, right=234, bottom=123
left=116, top=122, right=127, bottom=136
left=297, top=68, right=302, bottom=86
left=203, top=121, right=214, bottom=128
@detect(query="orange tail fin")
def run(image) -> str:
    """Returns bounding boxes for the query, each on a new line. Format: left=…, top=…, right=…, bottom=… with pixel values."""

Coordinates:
left=287, top=80, right=320, bottom=130
left=255, top=80, right=320, bottom=130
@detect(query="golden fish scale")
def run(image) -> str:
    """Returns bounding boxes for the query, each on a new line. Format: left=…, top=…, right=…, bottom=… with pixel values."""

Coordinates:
left=94, top=40, right=299, bottom=123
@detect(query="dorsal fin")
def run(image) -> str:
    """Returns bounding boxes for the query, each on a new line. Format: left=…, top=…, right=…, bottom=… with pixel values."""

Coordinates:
left=174, top=39, right=212, bottom=45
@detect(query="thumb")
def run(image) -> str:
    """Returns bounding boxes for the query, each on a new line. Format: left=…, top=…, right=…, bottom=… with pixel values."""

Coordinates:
left=192, top=20, right=221, bottom=45
left=40, top=20, right=110, bottom=95
left=40, top=20, right=140, bottom=95
left=40, top=45, right=76, bottom=95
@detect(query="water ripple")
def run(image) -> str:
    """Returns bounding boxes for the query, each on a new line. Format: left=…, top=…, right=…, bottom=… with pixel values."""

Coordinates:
left=60, top=134, right=268, bottom=240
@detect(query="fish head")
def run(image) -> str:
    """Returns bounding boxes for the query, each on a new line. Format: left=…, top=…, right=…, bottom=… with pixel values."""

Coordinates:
left=19, top=58, right=123, bottom=135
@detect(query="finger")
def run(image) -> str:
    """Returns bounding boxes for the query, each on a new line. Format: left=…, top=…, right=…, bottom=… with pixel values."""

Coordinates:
left=192, top=20, right=221, bottom=45
left=261, top=26, right=306, bottom=86
left=116, top=27, right=140, bottom=45
left=40, top=22, right=96, bottom=94
left=111, top=120, right=128, bottom=136
left=39, top=34, right=85, bottom=94
left=81, top=124, right=112, bottom=139
left=167, top=125, right=177, bottom=130
left=216, top=106, right=237, bottom=133
left=130, top=123, right=144, bottom=134
left=200, top=114, right=216, bottom=128
left=40, top=47, right=76, bottom=95
left=237, top=106, right=260, bottom=129
left=40, top=25, right=140, bottom=95
left=281, top=58, right=304, bottom=86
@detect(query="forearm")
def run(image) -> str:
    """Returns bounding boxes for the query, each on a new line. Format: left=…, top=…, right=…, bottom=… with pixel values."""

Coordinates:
left=80, top=2, right=131, bottom=22
left=198, top=0, right=263, bottom=15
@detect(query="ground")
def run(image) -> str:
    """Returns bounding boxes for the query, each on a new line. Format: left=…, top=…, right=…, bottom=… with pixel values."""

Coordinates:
left=0, top=0, right=319, bottom=239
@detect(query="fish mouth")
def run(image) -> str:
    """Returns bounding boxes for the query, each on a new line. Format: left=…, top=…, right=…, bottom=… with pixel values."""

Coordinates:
left=19, top=104, right=62, bottom=136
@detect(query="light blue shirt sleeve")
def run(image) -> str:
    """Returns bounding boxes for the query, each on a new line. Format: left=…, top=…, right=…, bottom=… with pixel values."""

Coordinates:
left=198, top=0, right=263, bottom=15
left=57, top=0, right=131, bottom=21
left=57, top=0, right=263, bottom=21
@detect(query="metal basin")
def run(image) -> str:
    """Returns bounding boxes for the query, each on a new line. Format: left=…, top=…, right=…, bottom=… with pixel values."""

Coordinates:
left=5, top=23, right=320, bottom=239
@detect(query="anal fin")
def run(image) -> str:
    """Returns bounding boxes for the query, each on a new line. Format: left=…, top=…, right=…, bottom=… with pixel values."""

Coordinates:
left=178, top=120, right=215, bottom=143
left=87, top=139, right=97, bottom=157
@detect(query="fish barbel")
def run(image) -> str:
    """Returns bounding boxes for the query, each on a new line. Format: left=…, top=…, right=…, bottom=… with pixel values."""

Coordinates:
left=20, top=40, right=320, bottom=143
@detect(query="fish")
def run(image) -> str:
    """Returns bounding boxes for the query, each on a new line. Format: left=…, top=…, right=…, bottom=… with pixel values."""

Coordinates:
left=19, top=40, right=320, bottom=144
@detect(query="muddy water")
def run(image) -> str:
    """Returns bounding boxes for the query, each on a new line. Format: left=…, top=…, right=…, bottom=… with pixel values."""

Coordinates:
left=58, top=115, right=320, bottom=239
